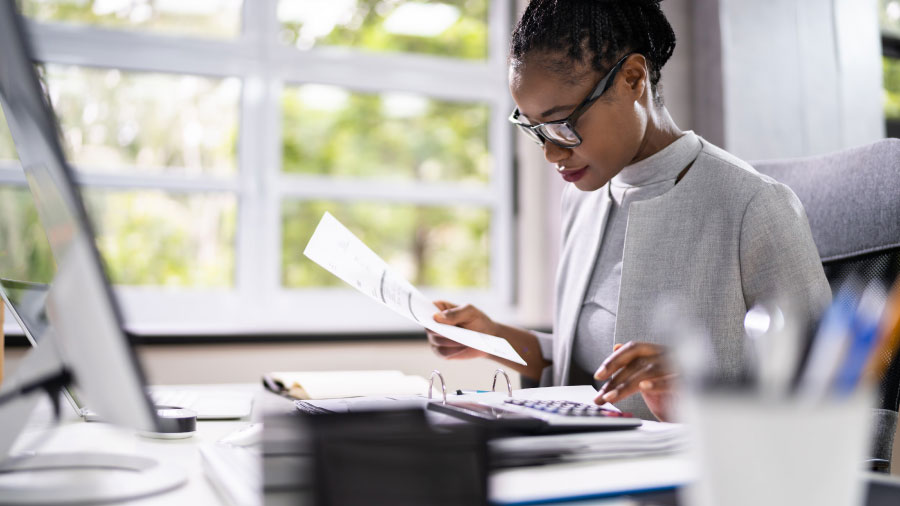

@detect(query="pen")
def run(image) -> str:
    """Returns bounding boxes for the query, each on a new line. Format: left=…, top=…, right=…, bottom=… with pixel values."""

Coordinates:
left=797, top=281, right=859, bottom=400
left=831, top=282, right=886, bottom=395
left=863, top=276, right=900, bottom=381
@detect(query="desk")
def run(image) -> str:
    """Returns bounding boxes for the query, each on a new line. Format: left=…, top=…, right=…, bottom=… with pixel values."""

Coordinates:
left=8, top=384, right=900, bottom=506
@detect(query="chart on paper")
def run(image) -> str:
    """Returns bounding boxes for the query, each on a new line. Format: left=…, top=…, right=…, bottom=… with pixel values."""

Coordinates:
left=303, top=212, right=527, bottom=366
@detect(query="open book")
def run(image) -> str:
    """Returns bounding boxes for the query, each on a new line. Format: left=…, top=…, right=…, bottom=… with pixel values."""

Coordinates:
left=265, top=370, right=432, bottom=400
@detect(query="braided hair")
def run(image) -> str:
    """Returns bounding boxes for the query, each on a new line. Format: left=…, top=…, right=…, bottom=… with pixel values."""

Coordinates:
left=510, top=0, right=676, bottom=106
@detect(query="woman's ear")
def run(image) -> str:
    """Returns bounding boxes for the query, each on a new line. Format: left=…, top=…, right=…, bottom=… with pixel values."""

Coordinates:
left=620, top=54, right=648, bottom=102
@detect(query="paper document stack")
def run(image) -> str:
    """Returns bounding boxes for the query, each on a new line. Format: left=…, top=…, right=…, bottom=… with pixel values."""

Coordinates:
left=490, top=421, right=689, bottom=467
left=303, top=212, right=526, bottom=366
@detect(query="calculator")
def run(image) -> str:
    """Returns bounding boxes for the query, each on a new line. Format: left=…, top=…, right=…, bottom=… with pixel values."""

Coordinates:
left=427, top=398, right=642, bottom=433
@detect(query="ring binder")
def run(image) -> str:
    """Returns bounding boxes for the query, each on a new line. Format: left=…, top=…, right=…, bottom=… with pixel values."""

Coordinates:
left=428, top=370, right=447, bottom=404
left=492, top=369, right=512, bottom=397
left=426, top=368, right=514, bottom=402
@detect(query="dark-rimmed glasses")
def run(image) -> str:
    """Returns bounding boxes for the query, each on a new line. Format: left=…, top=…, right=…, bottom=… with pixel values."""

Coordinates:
left=508, top=53, right=633, bottom=148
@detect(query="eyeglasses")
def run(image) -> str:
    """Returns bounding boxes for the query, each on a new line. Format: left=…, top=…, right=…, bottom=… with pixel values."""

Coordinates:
left=508, top=53, right=633, bottom=148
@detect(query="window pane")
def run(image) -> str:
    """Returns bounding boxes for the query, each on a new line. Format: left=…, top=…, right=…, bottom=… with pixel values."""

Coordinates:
left=0, top=104, right=17, bottom=161
left=41, top=65, right=240, bottom=177
left=0, top=186, right=56, bottom=285
left=282, top=201, right=489, bottom=289
left=277, top=0, right=488, bottom=60
left=886, top=56, right=900, bottom=120
left=881, top=0, right=900, bottom=38
left=84, top=190, right=236, bottom=287
left=20, top=0, right=243, bottom=39
left=282, top=84, right=490, bottom=183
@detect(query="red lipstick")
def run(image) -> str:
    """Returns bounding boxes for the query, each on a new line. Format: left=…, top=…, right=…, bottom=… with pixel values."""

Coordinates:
left=560, top=167, right=587, bottom=183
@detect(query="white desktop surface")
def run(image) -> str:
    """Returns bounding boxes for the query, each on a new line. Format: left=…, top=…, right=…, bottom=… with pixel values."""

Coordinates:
left=8, top=383, right=693, bottom=506
left=10, top=384, right=900, bottom=506
left=8, top=383, right=260, bottom=506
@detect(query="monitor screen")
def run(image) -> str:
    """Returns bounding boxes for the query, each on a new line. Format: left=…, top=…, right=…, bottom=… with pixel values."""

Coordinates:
left=0, top=100, right=55, bottom=344
left=0, top=2, right=158, bottom=432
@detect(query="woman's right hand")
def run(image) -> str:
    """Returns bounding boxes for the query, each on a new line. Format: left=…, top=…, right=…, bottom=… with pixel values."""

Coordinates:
left=426, top=301, right=495, bottom=360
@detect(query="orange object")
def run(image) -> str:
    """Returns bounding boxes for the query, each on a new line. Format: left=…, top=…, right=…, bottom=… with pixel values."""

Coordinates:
left=613, top=343, right=624, bottom=352
left=865, top=277, right=900, bottom=381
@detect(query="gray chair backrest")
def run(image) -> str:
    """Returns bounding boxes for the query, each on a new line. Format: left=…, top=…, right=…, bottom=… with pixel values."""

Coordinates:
left=752, top=138, right=900, bottom=473
left=751, top=139, right=900, bottom=263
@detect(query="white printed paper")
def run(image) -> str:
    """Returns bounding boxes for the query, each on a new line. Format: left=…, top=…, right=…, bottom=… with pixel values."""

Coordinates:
left=303, top=212, right=526, bottom=366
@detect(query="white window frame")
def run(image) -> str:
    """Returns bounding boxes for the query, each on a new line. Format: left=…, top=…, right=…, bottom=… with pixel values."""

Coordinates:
left=3, top=0, right=517, bottom=335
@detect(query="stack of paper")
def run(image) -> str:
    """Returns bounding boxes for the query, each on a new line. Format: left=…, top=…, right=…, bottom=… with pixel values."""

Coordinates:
left=303, top=212, right=526, bottom=366
left=490, top=421, right=689, bottom=467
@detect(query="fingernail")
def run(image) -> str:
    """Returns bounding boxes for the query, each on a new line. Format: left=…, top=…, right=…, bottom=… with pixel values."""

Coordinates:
left=602, top=390, right=617, bottom=402
left=594, top=366, right=607, bottom=380
left=639, top=380, right=652, bottom=390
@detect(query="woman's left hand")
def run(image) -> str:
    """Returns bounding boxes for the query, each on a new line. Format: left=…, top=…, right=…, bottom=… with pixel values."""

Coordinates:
left=593, top=342, right=678, bottom=421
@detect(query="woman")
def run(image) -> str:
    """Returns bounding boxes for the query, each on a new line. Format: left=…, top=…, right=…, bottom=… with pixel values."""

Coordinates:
left=427, top=0, right=831, bottom=421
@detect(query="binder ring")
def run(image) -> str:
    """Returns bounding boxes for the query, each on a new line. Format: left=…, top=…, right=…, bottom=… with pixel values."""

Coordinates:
left=492, top=369, right=512, bottom=397
left=428, top=370, right=447, bottom=404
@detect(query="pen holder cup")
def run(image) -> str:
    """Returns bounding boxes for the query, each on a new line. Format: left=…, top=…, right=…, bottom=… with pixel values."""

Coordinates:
left=681, top=392, right=874, bottom=506
left=0, top=301, right=4, bottom=385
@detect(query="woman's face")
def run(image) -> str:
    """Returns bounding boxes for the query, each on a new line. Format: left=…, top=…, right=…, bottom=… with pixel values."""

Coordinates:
left=509, top=53, right=649, bottom=192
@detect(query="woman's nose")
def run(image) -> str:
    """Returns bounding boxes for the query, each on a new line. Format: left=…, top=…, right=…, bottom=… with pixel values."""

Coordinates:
left=542, top=141, right=571, bottom=165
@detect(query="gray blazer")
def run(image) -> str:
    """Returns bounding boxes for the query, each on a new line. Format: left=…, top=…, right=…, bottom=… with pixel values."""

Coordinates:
left=534, top=138, right=832, bottom=418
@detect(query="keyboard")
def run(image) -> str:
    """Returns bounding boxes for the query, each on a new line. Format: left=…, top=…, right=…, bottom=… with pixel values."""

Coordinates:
left=502, top=398, right=635, bottom=417
left=427, top=398, right=642, bottom=433
left=149, top=388, right=253, bottom=420
left=200, top=443, right=260, bottom=506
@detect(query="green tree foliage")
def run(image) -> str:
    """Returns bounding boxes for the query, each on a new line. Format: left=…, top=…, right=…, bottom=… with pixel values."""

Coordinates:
left=17, top=1, right=493, bottom=291
left=279, top=1, right=494, bottom=290
left=19, top=0, right=241, bottom=38
left=85, top=190, right=236, bottom=287
left=885, top=56, right=900, bottom=120
left=279, top=0, right=488, bottom=60
left=282, top=200, right=489, bottom=288
left=44, top=65, right=239, bottom=177
left=282, top=87, right=490, bottom=183
left=0, top=187, right=56, bottom=285
left=0, top=106, right=16, bottom=160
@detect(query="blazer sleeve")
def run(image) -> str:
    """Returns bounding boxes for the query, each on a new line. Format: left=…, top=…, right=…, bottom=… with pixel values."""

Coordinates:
left=739, top=181, right=832, bottom=326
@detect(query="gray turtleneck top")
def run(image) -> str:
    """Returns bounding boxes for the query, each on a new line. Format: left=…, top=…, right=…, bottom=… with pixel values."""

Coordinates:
left=570, top=131, right=703, bottom=386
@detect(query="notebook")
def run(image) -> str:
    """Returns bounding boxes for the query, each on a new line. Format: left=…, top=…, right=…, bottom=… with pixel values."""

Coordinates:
left=263, top=370, right=432, bottom=400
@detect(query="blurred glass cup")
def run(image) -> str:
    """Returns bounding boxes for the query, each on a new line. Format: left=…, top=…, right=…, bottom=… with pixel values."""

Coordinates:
left=680, top=392, right=874, bottom=506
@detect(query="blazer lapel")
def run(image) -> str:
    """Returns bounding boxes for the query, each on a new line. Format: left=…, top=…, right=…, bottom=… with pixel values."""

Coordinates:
left=554, top=187, right=612, bottom=385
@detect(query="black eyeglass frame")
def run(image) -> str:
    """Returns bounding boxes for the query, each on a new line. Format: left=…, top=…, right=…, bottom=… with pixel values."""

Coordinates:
left=508, top=53, right=634, bottom=148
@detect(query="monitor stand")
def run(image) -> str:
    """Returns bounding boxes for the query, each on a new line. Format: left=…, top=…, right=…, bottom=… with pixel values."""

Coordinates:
left=0, top=453, right=187, bottom=504
left=0, top=335, right=187, bottom=504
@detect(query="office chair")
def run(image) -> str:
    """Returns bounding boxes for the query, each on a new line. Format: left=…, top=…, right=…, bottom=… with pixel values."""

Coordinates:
left=752, top=138, right=900, bottom=473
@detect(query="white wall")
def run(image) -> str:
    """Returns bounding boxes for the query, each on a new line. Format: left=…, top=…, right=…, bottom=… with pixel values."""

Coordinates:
left=4, top=340, right=523, bottom=388
left=717, top=0, right=885, bottom=159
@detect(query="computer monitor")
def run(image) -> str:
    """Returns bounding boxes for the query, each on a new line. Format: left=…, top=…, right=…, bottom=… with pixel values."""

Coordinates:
left=0, top=2, right=185, bottom=502
left=0, top=0, right=157, bottom=435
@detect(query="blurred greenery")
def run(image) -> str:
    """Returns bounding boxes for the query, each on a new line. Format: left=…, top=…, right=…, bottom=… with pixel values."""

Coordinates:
left=885, top=56, right=900, bottom=120
left=84, top=190, right=237, bottom=287
left=44, top=65, right=239, bottom=176
left=0, top=186, right=56, bottom=285
left=278, top=0, right=488, bottom=60
left=880, top=0, right=900, bottom=38
left=282, top=85, right=490, bottom=183
left=19, top=0, right=242, bottom=38
left=17, top=1, right=495, bottom=291
left=0, top=106, right=16, bottom=160
left=282, top=200, right=489, bottom=288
